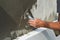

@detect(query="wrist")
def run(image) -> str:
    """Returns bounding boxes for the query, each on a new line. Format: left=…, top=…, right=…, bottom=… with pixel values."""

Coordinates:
left=38, top=21, right=46, bottom=27
left=44, top=22, right=50, bottom=28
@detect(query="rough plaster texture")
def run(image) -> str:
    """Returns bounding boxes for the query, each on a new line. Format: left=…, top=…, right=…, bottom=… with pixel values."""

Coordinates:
left=14, top=28, right=56, bottom=40
left=0, top=0, right=36, bottom=40
left=32, top=0, right=57, bottom=21
left=0, top=0, right=57, bottom=40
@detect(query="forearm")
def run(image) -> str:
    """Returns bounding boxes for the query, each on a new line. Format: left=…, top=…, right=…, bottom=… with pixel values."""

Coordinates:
left=44, top=21, right=60, bottom=30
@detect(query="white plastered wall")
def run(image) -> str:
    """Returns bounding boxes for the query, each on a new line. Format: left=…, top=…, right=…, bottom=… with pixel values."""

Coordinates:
left=31, top=0, right=57, bottom=21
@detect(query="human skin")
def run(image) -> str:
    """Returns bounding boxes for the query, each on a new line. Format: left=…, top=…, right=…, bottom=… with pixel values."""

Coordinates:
left=28, top=14, right=60, bottom=30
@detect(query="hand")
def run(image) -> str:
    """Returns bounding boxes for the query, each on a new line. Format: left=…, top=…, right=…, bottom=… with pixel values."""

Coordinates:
left=28, top=19, right=45, bottom=28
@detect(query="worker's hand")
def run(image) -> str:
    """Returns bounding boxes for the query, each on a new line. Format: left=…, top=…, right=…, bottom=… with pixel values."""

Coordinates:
left=28, top=19, right=45, bottom=28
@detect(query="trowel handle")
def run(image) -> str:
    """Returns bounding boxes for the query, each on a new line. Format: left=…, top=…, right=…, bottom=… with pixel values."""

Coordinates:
left=28, top=15, right=36, bottom=30
left=28, top=15, right=34, bottom=20
left=25, top=9, right=36, bottom=30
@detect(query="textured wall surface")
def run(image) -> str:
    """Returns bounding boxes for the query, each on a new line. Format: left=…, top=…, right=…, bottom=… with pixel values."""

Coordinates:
left=14, top=28, right=56, bottom=40
left=32, top=0, right=57, bottom=21
left=0, top=0, right=36, bottom=40
left=0, top=0, right=57, bottom=40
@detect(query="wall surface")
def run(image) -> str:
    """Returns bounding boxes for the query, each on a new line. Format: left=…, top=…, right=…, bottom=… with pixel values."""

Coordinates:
left=0, top=0, right=57, bottom=40
left=14, top=28, right=56, bottom=40
left=0, top=0, right=36, bottom=40
left=32, top=0, right=57, bottom=21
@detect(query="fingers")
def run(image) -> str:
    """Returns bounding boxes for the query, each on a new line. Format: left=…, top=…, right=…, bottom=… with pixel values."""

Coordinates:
left=28, top=20, right=34, bottom=22
left=28, top=19, right=41, bottom=28
left=28, top=19, right=37, bottom=27
left=29, top=22, right=36, bottom=27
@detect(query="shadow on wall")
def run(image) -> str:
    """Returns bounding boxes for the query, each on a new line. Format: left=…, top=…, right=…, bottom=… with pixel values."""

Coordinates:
left=0, top=6, right=17, bottom=40
left=0, top=0, right=37, bottom=40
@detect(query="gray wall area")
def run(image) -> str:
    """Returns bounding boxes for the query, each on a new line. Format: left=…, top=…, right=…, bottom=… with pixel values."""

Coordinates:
left=0, top=0, right=57, bottom=40
left=0, top=0, right=36, bottom=40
